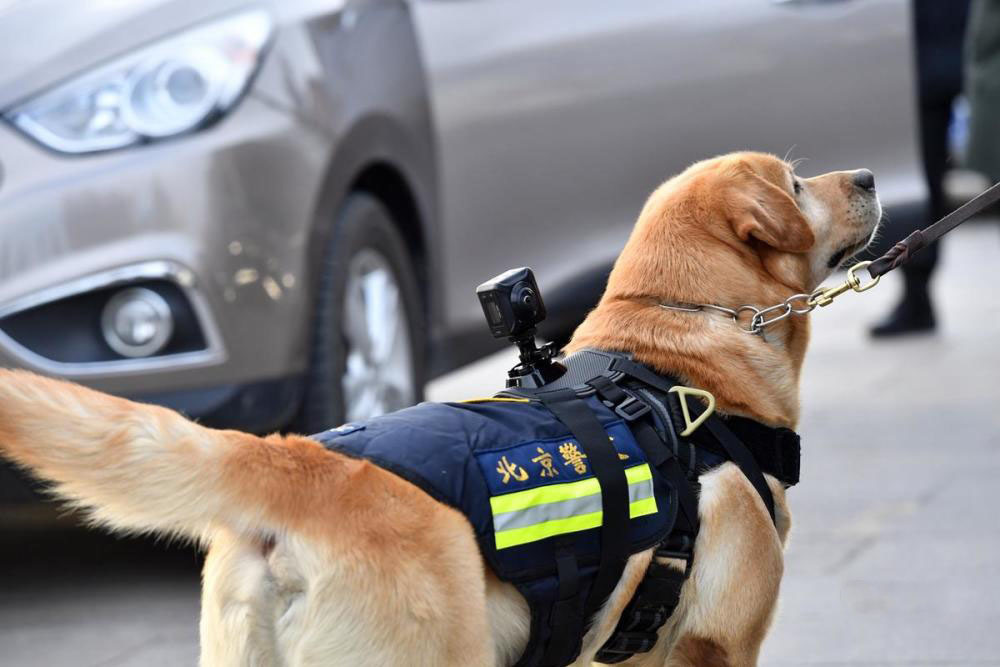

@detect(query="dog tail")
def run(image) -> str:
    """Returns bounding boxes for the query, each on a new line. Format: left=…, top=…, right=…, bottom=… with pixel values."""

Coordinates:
left=0, top=369, right=343, bottom=542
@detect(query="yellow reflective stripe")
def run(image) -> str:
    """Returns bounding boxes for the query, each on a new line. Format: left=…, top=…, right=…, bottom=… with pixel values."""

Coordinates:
left=624, top=464, right=653, bottom=485
left=491, top=477, right=600, bottom=515
left=628, top=495, right=658, bottom=520
left=489, top=463, right=652, bottom=515
left=494, top=495, right=659, bottom=550
left=458, top=397, right=532, bottom=404
left=496, top=510, right=602, bottom=549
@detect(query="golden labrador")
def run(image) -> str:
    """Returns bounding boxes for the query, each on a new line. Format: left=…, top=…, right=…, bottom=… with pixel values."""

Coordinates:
left=0, top=151, right=881, bottom=666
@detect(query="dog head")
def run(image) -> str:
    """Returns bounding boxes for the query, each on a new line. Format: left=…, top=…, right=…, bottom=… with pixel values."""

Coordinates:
left=604, top=151, right=882, bottom=307
left=720, top=152, right=882, bottom=290
left=568, top=151, right=882, bottom=424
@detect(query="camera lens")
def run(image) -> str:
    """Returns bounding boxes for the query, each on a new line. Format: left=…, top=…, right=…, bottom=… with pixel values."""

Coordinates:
left=511, top=283, right=539, bottom=321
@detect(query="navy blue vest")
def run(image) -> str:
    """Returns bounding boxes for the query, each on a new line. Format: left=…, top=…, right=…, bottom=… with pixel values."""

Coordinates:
left=311, top=350, right=801, bottom=667
left=312, top=393, right=677, bottom=665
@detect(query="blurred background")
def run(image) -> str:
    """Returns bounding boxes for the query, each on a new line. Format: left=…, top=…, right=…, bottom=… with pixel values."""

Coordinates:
left=0, top=0, right=998, bottom=665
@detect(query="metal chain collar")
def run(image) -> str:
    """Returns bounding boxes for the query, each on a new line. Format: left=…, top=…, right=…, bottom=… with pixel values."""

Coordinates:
left=659, top=261, right=881, bottom=336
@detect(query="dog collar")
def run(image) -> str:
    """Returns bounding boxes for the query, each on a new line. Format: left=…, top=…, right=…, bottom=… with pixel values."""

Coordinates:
left=659, top=261, right=882, bottom=335
left=659, top=295, right=815, bottom=335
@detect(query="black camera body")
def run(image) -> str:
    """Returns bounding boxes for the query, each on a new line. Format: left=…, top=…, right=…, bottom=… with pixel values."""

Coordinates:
left=476, top=267, right=566, bottom=388
left=476, top=267, right=546, bottom=339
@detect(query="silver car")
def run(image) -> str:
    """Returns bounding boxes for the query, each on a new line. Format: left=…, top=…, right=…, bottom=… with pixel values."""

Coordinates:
left=0, top=1, right=923, bottom=455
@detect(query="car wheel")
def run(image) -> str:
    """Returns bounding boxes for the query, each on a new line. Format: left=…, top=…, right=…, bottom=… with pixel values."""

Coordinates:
left=296, top=192, right=425, bottom=433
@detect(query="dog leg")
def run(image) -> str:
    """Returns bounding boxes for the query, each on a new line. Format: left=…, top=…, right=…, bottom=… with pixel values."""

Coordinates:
left=263, top=519, right=497, bottom=666
left=627, top=464, right=788, bottom=667
left=200, top=528, right=283, bottom=666
left=485, top=570, right=531, bottom=666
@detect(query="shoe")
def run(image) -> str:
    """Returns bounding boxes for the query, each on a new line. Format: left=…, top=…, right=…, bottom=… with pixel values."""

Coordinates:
left=869, top=296, right=936, bottom=338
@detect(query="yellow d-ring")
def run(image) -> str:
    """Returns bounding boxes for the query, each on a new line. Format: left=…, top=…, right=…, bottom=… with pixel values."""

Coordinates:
left=668, top=386, right=716, bottom=437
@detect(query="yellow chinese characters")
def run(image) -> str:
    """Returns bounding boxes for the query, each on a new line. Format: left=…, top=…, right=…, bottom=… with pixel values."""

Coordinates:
left=531, top=447, right=559, bottom=478
left=559, top=442, right=588, bottom=474
left=495, top=455, right=528, bottom=484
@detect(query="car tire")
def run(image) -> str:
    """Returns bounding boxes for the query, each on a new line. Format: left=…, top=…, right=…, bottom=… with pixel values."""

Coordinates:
left=295, top=192, right=425, bottom=433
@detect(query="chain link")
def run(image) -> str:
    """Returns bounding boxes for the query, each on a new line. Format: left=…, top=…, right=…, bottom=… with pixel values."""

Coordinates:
left=660, top=290, right=823, bottom=336
left=659, top=261, right=881, bottom=336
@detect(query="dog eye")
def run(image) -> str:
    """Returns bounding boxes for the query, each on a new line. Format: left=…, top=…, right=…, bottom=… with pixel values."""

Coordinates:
left=792, top=179, right=802, bottom=195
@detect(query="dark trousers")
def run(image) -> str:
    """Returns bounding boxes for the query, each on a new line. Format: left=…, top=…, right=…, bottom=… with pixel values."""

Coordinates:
left=902, top=0, right=971, bottom=286
left=905, top=92, right=958, bottom=278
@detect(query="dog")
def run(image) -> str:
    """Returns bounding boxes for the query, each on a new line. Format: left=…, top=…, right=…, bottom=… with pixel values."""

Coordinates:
left=0, top=151, right=881, bottom=666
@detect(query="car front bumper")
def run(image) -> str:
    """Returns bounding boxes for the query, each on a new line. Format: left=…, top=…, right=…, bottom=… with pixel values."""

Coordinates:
left=0, top=93, right=329, bottom=426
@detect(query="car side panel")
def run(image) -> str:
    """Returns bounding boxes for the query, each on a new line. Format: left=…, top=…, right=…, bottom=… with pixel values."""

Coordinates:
left=414, top=0, right=923, bottom=336
left=255, top=0, right=442, bottom=363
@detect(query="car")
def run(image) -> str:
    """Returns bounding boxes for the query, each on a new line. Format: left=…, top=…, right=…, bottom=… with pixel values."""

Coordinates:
left=0, top=0, right=924, bottom=501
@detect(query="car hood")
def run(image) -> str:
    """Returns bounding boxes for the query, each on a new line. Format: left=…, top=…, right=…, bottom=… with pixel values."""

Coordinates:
left=0, top=0, right=258, bottom=109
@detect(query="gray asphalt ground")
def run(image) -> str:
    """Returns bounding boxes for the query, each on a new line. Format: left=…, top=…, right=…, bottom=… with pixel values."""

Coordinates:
left=1, top=223, right=998, bottom=666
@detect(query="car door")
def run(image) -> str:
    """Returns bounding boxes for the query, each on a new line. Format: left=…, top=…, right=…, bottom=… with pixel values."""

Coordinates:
left=411, top=0, right=922, bottom=339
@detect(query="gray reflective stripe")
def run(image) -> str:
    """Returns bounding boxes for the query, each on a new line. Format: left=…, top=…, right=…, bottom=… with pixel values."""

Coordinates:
left=492, top=476, right=655, bottom=532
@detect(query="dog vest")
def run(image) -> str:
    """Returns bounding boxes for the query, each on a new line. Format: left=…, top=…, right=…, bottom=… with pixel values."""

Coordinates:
left=312, top=349, right=800, bottom=666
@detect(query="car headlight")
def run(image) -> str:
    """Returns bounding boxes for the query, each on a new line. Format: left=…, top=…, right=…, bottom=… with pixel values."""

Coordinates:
left=3, top=10, right=272, bottom=155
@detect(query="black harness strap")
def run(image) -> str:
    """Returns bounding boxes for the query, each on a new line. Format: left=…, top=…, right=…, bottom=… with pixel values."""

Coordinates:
left=589, top=355, right=784, bottom=663
left=538, top=546, right=583, bottom=667
left=609, top=355, right=778, bottom=521
left=587, top=376, right=699, bottom=535
left=503, top=351, right=801, bottom=666
left=537, top=389, right=631, bottom=652
left=692, top=423, right=800, bottom=487
left=587, top=375, right=698, bottom=666
left=608, top=356, right=675, bottom=393
left=595, top=551, right=688, bottom=664
left=702, top=418, right=776, bottom=522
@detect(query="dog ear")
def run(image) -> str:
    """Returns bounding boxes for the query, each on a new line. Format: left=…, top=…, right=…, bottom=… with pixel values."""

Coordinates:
left=728, top=170, right=815, bottom=253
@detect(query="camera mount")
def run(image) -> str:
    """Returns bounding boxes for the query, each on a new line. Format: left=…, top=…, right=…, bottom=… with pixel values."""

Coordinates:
left=476, top=267, right=566, bottom=388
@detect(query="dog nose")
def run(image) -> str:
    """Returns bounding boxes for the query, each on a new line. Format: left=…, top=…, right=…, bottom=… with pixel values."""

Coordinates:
left=853, top=169, right=876, bottom=191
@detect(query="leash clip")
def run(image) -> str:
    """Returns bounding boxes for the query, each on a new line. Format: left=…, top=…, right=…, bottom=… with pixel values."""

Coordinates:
left=808, top=261, right=881, bottom=308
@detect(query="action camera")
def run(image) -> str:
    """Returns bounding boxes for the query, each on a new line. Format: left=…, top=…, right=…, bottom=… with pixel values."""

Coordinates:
left=476, top=267, right=565, bottom=388
left=476, top=267, right=547, bottom=339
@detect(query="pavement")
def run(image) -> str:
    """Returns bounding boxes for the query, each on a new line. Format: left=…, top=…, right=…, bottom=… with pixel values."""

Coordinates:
left=1, top=223, right=998, bottom=666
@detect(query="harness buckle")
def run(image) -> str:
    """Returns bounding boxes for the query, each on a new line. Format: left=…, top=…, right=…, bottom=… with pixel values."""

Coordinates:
left=656, top=534, right=695, bottom=575
left=597, top=630, right=660, bottom=657
left=613, top=395, right=652, bottom=422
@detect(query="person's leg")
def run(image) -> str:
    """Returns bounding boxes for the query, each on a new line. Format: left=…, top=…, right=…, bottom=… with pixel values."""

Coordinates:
left=870, top=97, right=949, bottom=336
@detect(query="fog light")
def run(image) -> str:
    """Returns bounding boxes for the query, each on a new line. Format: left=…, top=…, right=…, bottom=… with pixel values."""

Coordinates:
left=100, top=287, right=174, bottom=358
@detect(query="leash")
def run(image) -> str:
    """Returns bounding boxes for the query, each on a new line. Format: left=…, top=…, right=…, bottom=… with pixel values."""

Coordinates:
left=662, top=181, right=1000, bottom=333
left=867, top=180, right=1000, bottom=279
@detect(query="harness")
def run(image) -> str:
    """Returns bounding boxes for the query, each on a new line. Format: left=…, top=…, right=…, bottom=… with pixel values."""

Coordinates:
left=312, top=349, right=800, bottom=666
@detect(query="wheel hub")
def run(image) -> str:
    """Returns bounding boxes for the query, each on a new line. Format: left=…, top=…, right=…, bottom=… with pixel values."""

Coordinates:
left=341, top=248, right=415, bottom=422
